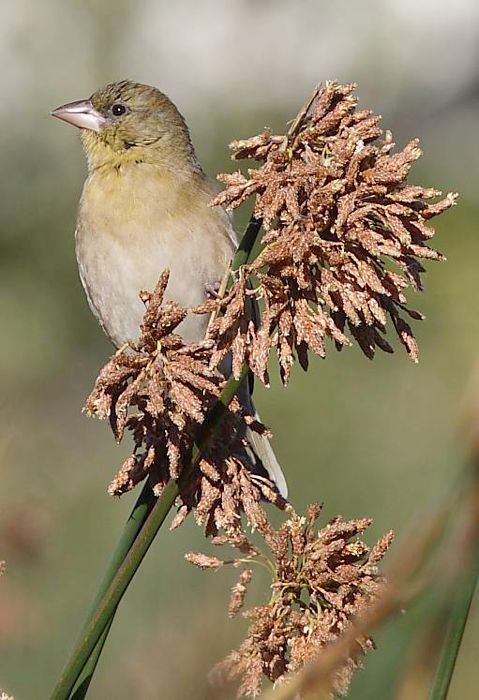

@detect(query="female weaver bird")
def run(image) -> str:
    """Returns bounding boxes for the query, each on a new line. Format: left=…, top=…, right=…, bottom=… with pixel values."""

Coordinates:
left=51, top=79, right=287, bottom=497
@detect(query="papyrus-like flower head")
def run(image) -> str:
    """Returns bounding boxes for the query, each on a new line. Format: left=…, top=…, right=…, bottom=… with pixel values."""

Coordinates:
left=213, top=82, right=457, bottom=383
left=188, top=504, right=394, bottom=698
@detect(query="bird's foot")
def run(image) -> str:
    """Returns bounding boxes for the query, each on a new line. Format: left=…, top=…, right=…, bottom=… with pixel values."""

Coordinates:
left=204, top=280, right=221, bottom=300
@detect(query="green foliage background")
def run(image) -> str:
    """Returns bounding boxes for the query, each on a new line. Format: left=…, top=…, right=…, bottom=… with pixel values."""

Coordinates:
left=0, top=2, right=477, bottom=698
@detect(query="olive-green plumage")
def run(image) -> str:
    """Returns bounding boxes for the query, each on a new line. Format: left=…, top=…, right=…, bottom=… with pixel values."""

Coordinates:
left=70, top=80, right=236, bottom=345
left=52, top=79, right=287, bottom=496
left=83, top=81, right=195, bottom=170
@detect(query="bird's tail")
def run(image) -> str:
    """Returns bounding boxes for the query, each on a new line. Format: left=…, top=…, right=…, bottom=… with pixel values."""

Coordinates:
left=225, top=361, right=287, bottom=498
left=245, top=411, right=288, bottom=499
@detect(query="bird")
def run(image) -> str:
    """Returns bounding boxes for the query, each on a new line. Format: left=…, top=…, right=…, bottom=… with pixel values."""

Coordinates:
left=51, top=79, right=287, bottom=497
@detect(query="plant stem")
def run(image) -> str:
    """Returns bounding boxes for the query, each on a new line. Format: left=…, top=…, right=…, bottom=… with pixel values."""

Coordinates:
left=50, top=483, right=180, bottom=700
left=69, top=620, right=112, bottom=700
left=68, top=481, right=157, bottom=698
left=230, top=216, right=262, bottom=271
left=50, top=366, right=248, bottom=700
left=428, top=556, right=479, bottom=700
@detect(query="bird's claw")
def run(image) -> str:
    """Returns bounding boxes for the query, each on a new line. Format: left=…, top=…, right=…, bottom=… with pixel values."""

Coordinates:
left=204, top=281, right=221, bottom=300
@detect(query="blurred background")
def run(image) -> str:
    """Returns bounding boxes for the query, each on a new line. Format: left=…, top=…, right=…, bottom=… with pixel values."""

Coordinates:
left=1, top=1, right=478, bottom=698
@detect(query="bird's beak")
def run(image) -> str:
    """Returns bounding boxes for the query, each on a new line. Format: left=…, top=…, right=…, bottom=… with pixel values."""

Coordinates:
left=51, top=99, right=106, bottom=133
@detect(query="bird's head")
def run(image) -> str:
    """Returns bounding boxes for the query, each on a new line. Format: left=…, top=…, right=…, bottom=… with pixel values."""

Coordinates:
left=51, top=80, right=196, bottom=171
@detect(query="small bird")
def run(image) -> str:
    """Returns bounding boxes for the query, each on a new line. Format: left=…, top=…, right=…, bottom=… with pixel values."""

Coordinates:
left=52, top=79, right=287, bottom=497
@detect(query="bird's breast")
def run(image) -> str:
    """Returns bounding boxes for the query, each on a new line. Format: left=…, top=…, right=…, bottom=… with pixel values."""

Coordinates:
left=75, top=164, right=235, bottom=347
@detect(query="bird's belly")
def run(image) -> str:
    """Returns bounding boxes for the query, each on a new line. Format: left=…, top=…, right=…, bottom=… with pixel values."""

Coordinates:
left=75, top=227, right=218, bottom=347
left=75, top=165, right=236, bottom=348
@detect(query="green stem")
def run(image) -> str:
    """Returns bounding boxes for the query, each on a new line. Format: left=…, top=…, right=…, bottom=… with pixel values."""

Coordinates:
left=68, top=481, right=157, bottom=698
left=50, top=366, right=248, bottom=700
left=69, top=619, right=112, bottom=700
left=428, top=556, right=479, bottom=700
left=231, top=216, right=262, bottom=270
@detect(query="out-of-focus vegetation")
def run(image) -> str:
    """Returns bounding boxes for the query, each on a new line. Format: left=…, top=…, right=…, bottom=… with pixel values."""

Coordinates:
left=0, top=1, right=478, bottom=698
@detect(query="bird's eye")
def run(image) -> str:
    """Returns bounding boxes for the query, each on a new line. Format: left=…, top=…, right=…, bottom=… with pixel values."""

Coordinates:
left=111, top=103, right=127, bottom=116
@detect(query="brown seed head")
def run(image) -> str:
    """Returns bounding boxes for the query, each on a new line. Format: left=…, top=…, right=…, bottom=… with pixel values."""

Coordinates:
left=213, top=81, right=457, bottom=383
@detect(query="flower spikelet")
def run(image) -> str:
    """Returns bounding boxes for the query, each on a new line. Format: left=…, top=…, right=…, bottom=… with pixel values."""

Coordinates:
left=213, top=81, right=457, bottom=383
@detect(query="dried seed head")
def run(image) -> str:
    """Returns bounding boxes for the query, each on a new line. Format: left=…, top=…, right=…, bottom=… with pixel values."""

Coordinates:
left=85, top=271, right=284, bottom=526
left=206, top=505, right=393, bottom=698
left=213, top=81, right=457, bottom=382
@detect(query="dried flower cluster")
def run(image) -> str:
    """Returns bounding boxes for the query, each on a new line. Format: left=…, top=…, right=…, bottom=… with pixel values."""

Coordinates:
left=86, top=271, right=216, bottom=495
left=213, top=81, right=457, bottom=383
left=187, top=504, right=393, bottom=698
left=85, top=271, right=284, bottom=530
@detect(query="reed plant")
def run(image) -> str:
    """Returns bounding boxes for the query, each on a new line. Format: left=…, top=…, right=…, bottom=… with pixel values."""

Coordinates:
left=48, top=82, right=470, bottom=700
